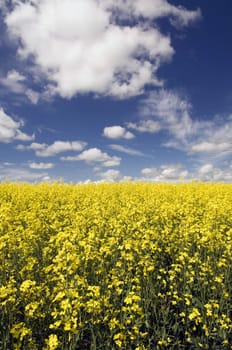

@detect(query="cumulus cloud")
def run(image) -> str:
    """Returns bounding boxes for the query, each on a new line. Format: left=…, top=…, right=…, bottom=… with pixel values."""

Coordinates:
left=109, top=144, right=144, bottom=156
left=0, top=161, right=52, bottom=182
left=0, top=107, right=34, bottom=143
left=61, top=147, right=121, bottom=167
left=141, top=164, right=188, bottom=182
left=195, top=163, right=232, bottom=182
left=28, top=162, right=54, bottom=169
left=0, top=70, right=40, bottom=104
left=0, top=167, right=49, bottom=182
left=140, top=163, right=232, bottom=183
left=3, top=0, right=200, bottom=99
left=17, top=140, right=87, bottom=157
left=97, top=168, right=121, bottom=181
left=103, top=126, right=134, bottom=139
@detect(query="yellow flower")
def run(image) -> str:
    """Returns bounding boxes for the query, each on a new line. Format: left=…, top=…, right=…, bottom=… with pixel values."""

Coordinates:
left=189, top=308, right=202, bottom=323
left=45, top=334, right=59, bottom=350
left=1, top=181, right=232, bottom=349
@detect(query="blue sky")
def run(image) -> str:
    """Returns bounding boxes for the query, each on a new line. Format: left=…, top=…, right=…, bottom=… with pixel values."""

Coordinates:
left=0, top=0, right=232, bottom=183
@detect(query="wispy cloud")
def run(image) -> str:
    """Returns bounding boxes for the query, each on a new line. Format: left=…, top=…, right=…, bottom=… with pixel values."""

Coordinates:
left=102, top=0, right=201, bottom=26
left=109, top=144, right=144, bottom=156
left=0, top=70, right=40, bottom=104
left=130, top=89, right=232, bottom=161
left=139, top=89, right=194, bottom=141
left=190, top=142, right=231, bottom=154
left=127, top=120, right=161, bottom=133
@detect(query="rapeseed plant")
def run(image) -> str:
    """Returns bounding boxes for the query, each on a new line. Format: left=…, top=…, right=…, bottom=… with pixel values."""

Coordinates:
left=0, top=182, right=231, bottom=349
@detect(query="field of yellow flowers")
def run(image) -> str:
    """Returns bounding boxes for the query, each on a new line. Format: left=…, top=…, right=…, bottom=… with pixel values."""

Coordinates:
left=0, top=182, right=232, bottom=349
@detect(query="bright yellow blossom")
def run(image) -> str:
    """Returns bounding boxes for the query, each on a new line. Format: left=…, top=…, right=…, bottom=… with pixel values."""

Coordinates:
left=0, top=182, right=231, bottom=349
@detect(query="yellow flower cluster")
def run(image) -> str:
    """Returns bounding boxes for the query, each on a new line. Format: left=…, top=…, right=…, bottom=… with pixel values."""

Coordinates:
left=0, top=182, right=232, bottom=349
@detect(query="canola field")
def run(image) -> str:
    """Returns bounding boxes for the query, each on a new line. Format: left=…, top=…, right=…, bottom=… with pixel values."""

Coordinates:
left=0, top=182, right=232, bottom=350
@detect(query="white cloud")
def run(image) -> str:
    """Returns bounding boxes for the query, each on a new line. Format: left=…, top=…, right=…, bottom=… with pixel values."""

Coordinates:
left=141, top=89, right=191, bottom=119
left=136, top=89, right=232, bottom=160
left=102, top=158, right=121, bottom=167
left=2, top=162, right=14, bottom=166
left=127, top=89, right=193, bottom=142
left=0, top=70, right=40, bottom=104
left=0, top=0, right=6, bottom=10
left=191, top=142, right=231, bottom=154
left=195, top=164, right=232, bottom=182
left=0, top=160, right=54, bottom=182
left=3, top=0, right=200, bottom=99
left=103, top=126, right=134, bottom=139
left=29, top=162, right=54, bottom=169
left=17, top=140, right=87, bottom=157
left=140, top=89, right=194, bottom=141
left=97, top=168, right=121, bottom=181
left=198, top=163, right=213, bottom=175
left=41, top=175, right=51, bottom=182
left=102, top=0, right=201, bottom=26
left=25, top=89, right=40, bottom=104
left=4, top=69, right=26, bottom=84
left=61, top=147, right=121, bottom=167
left=141, top=164, right=188, bottom=182
left=127, top=120, right=161, bottom=133
left=140, top=162, right=232, bottom=183
left=0, top=167, right=49, bottom=182
left=0, top=107, right=34, bottom=143
left=17, top=142, right=44, bottom=151
left=109, top=144, right=144, bottom=156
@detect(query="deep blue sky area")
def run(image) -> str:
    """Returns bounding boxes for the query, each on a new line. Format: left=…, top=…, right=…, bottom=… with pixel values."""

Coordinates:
left=160, top=0, right=232, bottom=116
left=0, top=0, right=232, bottom=183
